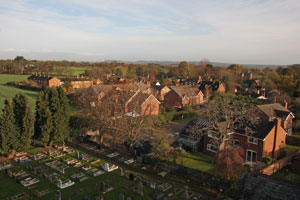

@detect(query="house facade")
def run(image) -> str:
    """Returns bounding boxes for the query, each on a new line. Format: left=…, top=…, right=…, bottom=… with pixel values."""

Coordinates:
left=28, top=75, right=61, bottom=87
left=203, top=119, right=287, bottom=163
left=61, top=77, right=94, bottom=89
left=164, top=86, right=204, bottom=108
left=153, top=85, right=171, bottom=101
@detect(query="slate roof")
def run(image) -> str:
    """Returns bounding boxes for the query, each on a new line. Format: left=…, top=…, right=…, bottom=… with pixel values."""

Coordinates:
left=235, top=120, right=275, bottom=139
left=170, top=86, right=201, bottom=98
left=28, top=75, right=56, bottom=81
left=199, top=81, right=222, bottom=91
left=258, top=103, right=291, bottom=119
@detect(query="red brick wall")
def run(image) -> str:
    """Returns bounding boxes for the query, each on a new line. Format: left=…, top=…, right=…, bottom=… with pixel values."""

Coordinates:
left=202, top=135, right=218, bottom=157
left=160, top=87, right=171, bottom=100
left=164, top=90, right=182, bottom=108
left=141, top=96, right=160, bottom=116
left=233, top=134, right=264, bottom=162
left=48, top=77, right=61, bottom=87
left=70, top=80, right=94, bottom=89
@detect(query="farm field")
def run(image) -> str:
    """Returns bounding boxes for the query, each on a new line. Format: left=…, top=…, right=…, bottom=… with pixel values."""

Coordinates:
left=0, top=74, right=39, bottom=111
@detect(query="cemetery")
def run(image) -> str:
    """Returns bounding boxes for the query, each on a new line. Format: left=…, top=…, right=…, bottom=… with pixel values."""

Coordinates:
left=0, top=145, right=210, bottom=200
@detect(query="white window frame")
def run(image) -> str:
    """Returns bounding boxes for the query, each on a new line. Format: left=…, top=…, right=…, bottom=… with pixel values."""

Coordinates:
left=207, top=144, right=218, bottom=153
left=247, top=136, right=258, bottom=145
left=246, top=149, right=257, bottom=163
left=233, top=139, right=240, bottom=146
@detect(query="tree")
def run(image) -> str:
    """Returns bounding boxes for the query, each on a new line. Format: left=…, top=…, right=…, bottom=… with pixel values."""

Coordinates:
left=199, top=94, right=259, bottom=179
left=35, top=91, right=53, bottom=146
left=35, top=88, right=70, bottom=146
left=13, top=93, right=34, bottom=150
left=0, top=99, right=20, bottom=152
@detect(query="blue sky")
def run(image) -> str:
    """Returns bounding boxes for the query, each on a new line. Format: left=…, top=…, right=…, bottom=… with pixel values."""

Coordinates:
left=0, top=0, right=299, bottom=65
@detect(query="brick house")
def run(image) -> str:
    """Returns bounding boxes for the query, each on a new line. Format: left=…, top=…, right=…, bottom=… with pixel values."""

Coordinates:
left=100, top=88, right=160, bottom=116
left=164, top=86, right=204, bottom=108
left=203, top=119, right=287, bottom=163
left=125, top=93, right=160, bottom=116
left=257, top=103, right=294, bottom=135
left=61, top=77, right=94, bottom=89
left=199, top=81, right=226, bottom=99
left=152, top=85, right=171, bottom=101
left=27, top=75, right=61, bottom=87
left=180, top=75, right=202, bottom=86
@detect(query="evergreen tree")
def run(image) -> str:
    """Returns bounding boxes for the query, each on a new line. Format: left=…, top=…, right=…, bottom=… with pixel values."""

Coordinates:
left=35, top=90, right=52, bottom=146
left=13, top=93, right=34, bottom=150
left=58, top=87, right=70, bottom=139
left=48, top=88, right=65, bottom=143
left=0, top=99, right=19, bottom=152
left=39, top=107, right=52, bottom=146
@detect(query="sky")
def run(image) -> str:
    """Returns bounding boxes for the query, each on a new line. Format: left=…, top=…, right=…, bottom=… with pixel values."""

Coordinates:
left=0, top=0, right=300, bottom=65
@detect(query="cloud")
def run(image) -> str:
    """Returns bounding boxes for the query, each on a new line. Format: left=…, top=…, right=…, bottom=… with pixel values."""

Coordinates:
left=0, top=0, right=299, bottom=64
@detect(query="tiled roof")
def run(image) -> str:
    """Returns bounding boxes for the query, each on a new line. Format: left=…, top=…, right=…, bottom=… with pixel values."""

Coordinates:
left=257, top=103, right=291, bottom=119
left=170, top=86, right=200, bottom=97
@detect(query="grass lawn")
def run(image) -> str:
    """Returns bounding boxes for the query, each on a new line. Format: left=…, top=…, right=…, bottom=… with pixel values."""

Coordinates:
left=167, top=151, right=215, bottom=174
left=273, top=168, right=300, bottom=184
left=0, top=74, right=39, bottom=111
left=285, top=145, right=300, bottom=156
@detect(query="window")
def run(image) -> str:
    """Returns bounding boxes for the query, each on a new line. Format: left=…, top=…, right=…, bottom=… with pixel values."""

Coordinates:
left=247, top=137, right=258, bottom=145
left=234, top=140, right=240, bottom=146
left=246, top=150, right=257, bottom=163
left=207, top=144, right=218, bottom=153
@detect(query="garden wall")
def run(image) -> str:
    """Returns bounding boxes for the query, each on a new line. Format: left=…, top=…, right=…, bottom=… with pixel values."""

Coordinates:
left=261, top=151, right=300, bottom=175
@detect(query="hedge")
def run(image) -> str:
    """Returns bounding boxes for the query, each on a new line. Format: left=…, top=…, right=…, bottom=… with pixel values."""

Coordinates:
left=286, top=135, right=300, bottom=147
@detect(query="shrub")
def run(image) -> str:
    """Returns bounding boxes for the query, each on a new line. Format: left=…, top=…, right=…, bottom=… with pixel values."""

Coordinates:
left=286, top=135, right=300, bottom=147
left=262, top=156, right=272, bottom=165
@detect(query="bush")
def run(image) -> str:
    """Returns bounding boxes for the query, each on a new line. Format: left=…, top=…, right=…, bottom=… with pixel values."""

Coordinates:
left=262, top=156, right=272, bottom=165
left=286, top=135, right=300, bottom=147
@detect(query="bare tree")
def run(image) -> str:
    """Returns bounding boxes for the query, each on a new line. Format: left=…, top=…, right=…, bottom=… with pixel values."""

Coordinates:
left=199, top=94, right=260, bottom=179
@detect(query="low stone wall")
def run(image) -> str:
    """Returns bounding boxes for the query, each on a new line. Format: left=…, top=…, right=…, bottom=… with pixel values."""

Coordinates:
left=261, top=151, right=300, bottom=175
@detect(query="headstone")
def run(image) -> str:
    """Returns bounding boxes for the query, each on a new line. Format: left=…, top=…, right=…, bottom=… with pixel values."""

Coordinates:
left=126, top=197, right=132, bottom=200
left=129, top=173, right=134, bottom=181
left=55, top=190, right=61, bottom=200
left=104, top=163, right=109, bottom=171
left=119, top=193, right=125, bottom=200
left=100, top=181, right=106, bottom=193
left=58, top=180, right=62, bottom=188
left=184, top=185, right=189, bottom=199
left=118, top=168, right=124, bottom=177
left=76, top=151, right=80, bottom=159
left=138, top=181, right=143, bottom=196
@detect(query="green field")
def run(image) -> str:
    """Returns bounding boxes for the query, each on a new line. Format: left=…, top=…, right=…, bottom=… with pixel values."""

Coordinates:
left=0, top=74, right=39, bottom=112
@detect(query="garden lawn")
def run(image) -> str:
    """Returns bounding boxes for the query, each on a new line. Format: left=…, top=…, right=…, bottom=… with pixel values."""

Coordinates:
left=0, top=74, right=39, bottom=111
left=167, top=151, right=215, bottom=174
left=273, top=168, right=300, bottom=184
left=285, top=145, right=300, bottom=156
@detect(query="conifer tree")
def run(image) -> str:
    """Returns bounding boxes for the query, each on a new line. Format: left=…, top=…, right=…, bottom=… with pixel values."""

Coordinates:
left=13, top=93, right=34, bottom=150
left=58, top=87, right=70, bottom=139
left=35, top=90, right=52, bottom=146
left=0, top=99, right=19, bottom=152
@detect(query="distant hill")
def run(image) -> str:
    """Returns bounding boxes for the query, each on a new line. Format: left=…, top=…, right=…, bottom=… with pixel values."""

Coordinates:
left=104, top=60, right=285, bottom=68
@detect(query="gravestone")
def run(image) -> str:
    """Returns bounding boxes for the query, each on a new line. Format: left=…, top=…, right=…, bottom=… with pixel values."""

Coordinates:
left=55, top=190, right=61, bottom=200
left=138, top=181, right=144, bottom=196
left=119, top=193, right=125, bottom=200
left=100, top=181, right=106, bottom=193
left=76, top=151, right=80, bottom=159
left=129, top=173, right=134, bottom=181
left=184, top=185, right=189, bottom=199
left=118, top=168, right=124, bottom=177
left=126, top=197, right=132, bottom=200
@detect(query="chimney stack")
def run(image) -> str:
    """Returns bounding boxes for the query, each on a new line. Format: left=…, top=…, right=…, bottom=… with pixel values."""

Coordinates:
left=284, top=100, right=288, bottom=109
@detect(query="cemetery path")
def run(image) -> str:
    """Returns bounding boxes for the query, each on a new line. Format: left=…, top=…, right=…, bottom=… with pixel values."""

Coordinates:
left=67, top=141, right=219, bottom=198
